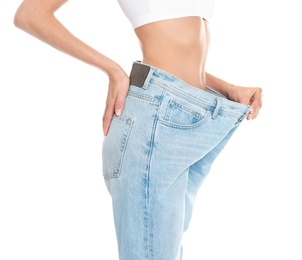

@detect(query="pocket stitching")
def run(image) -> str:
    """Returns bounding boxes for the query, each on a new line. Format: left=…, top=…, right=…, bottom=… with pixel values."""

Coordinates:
left=161, top=99, right=209, bottom=129
left=103, top=115, right=133, bottom=180
left=158, top=110, right=210, bottom=129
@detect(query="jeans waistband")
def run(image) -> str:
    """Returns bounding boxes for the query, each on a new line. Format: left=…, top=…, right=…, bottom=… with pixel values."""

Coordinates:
left=129, top=61, right=251, bottom=119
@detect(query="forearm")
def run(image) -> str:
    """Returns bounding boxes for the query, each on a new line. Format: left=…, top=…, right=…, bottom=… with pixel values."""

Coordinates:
left=205, top=72, right=234, bottom=99
left=13, top=0, right=120, bottom=76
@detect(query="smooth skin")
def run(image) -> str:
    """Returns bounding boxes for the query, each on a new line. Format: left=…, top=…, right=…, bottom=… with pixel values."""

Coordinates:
left=14, top=0, right=262, bottom=136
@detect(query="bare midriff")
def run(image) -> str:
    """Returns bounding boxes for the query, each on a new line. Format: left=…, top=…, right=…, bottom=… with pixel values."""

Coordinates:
left=134, top=16, right=210, bottom=90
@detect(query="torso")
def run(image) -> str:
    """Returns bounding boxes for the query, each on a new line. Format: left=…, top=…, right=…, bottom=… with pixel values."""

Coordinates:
left=134, top=16, right=210, bottom=90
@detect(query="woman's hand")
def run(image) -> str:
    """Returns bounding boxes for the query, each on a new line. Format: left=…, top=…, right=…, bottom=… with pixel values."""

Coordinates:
left=103, top=69, right=130, bottom=136
left=205, top=73, right=263, bottom=120
left=228, top=85, right=263, bottom=120
left=14, top=0, right=131, bottom=136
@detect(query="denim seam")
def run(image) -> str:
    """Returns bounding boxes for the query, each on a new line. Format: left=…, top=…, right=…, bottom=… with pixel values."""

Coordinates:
left=128, top=90, right=160, bottom=104
left=145, top=117, right=158, bottom=260
left=143, top=90, right=164, bottom=259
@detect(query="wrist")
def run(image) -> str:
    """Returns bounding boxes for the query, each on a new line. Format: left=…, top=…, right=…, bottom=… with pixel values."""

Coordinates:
left=218, top=82, right=234, bottom=99
left=206, top=72, right=233, bottom=99
left=107, top=63, right=128, bottom=86
left=104, top=60, right=122, bottom=76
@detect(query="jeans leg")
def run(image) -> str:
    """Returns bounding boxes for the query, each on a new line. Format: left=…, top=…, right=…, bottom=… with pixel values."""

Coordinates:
left=184, top=125, right=240, bottom=232
left=103, top=62, right=250, bottom=259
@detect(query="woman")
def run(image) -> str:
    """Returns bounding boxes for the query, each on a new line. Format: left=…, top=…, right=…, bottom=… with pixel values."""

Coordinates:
left=14, top=0, right=262, bottom=259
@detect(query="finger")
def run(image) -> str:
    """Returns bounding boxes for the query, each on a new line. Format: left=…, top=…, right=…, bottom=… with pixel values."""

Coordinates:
left=249, top=89, right=262, bottom=119
left=114, top=83, right=129, bottom=116
left=102, top=109, right=112, bottom=136
left=247, top=107, right=259, bottom=120
left=247, top=109, right=253, bottom=120
left=103, top=97, right=115, bottom=136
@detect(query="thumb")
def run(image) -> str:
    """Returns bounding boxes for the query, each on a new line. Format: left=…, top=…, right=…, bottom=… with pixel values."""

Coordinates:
left=248, top=89, right=263, bottom=119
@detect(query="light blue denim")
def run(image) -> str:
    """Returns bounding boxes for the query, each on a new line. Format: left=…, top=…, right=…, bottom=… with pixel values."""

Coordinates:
left=102, top=61, right=251, bottom=260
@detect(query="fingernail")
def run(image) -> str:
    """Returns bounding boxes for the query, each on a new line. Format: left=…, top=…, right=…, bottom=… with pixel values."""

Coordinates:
left=115, top=109, right=122, bottom=116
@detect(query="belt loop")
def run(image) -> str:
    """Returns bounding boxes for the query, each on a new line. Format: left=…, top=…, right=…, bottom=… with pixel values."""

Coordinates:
left=212, top=98, right=221, bottom=119
left=142, top=66, right=154, bottom=89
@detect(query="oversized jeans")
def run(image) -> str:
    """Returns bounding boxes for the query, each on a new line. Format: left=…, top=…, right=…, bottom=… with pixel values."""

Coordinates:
left=102, top=61, right=251, bottom=260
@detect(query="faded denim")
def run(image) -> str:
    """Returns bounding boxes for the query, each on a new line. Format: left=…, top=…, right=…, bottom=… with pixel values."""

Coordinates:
left=102, top=61, right=251, bottom=260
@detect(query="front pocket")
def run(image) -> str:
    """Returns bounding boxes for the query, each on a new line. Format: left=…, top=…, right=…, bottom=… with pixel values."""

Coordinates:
left=102, top=115, right=133, bottom=179
left=159, top=99, right=209, bottom=129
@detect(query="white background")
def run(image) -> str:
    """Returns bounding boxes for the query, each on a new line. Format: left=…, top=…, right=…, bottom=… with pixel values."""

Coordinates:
left=1, top=0, right=301, bottom=259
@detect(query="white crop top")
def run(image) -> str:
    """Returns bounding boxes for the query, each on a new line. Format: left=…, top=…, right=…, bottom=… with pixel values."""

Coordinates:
left=117, top=0, right=215, bottom=29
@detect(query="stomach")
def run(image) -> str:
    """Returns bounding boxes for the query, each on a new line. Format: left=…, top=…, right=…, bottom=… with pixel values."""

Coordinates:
left=134, top=16, right=210, bottom=90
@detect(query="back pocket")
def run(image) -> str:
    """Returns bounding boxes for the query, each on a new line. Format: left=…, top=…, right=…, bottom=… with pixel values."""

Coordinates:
left=102, top=115, right=133, bottom=179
